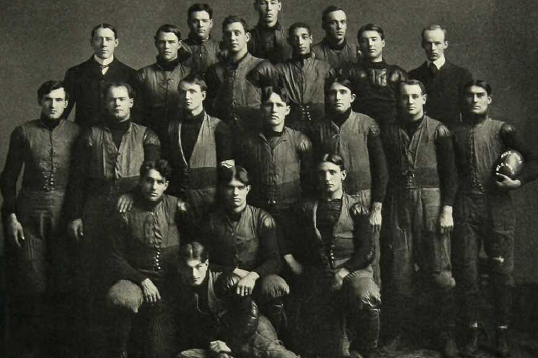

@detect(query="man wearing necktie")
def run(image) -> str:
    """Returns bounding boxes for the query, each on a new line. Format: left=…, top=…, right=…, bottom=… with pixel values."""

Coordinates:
left=63, top=23, right=137, bottom=128
left=409, top=24, right=472, bottom=129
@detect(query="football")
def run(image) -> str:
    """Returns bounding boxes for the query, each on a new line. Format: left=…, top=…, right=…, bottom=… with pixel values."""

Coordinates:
left=495, top=150, right=524, bottom=179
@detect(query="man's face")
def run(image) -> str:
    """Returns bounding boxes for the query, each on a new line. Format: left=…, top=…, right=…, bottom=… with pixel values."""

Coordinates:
left=324, top=10, right=347, bottom=43
left=155, top=31, right=181, bottom=61
left=140, top=169, right=169, bottom=202
left=222, top=178, right=250, bottom=211
left=178, top=81, right=206, bottom=113
left=188, top=11, right=213, bottom=40
left=289, top=27, right=313, bottom=56
left=399, top=84, right=426, bottom=119
left=262, top=92, right=290, bottom=128
left=464, top=85, right=491, bottom=116
left=105, top=86, right=133, bottom=121
left=359, top=30, right=385, bottom=62
left=326, top=82, right=355, bottom=114
left=223, top=22, right=250, bottom=54
left=422, top=29, right=448, bottom=62
left=91, top=27, right=118, bottom=60
left=180, top=259, right=209, bottom=286
left=40, top=88, right=68, bottom=120
left=317, top=161, right=346, bottom=195
left=254, top=0, right=281, bottom=26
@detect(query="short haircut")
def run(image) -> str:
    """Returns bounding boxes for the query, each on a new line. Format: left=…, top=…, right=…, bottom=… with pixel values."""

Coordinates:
left=289, top=22, right=312, bottom=37
left=91, top=23, right=118, bottom=39
left=179, top=241, right=209, bottom=263
left=37, top=80, right=68, bottom=103
left=139, top=159, right=173, bottom=181
left=188, top=3, right=213, bottom=19
left=218, top=165, right=250, bottom=186
left=154, top=24, right=182, bottom=41
left=357, top=23, right=385, bottom=41
left=102, top=82, right=136, bottom=100
left=319, top=153, right=346, bottom=171
left=325, top=74, right=354, bottom=95
left=261, top=86, right=290, bottom=105
left=463, top=79, right=492, bottom=96
left=421, top=24, right=447, bottom=41
left=222, top=15, right=249, bottom=33
left=398, top=79, right=427, bottom=96
left=179, top=72, right=208, bottom=92
left=321, top=5, right=345, bottom=26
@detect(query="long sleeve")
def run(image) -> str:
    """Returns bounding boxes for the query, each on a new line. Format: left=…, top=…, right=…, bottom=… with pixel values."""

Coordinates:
left=109, top=214, right=148, bottom=284
left=63, top=67, right=78, bottom=120
left=367, top=123, right=388, bottom=204
left=204, top=65, right=220, bottom=117
left=0, top=127, right=25, bottom=214
left=65, top=130, right=91, bottom=221
left=298, top=134, right=314, bottom=197
left=435, top=125, right=458, bottom=206
left=343, top=207, right=375, bottom=272
left=500, top=123, right=538, bottom=185
left=246, top=59, right=277, bottom=88
left=253, top=211, right=282, bottom=277
left=215, top=121, right=234, bottom=163
left=143, top=128, right=161, bottom=161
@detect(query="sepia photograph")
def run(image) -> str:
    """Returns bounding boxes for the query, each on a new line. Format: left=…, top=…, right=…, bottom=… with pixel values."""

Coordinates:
left=1, top=1, right=538, bottom=357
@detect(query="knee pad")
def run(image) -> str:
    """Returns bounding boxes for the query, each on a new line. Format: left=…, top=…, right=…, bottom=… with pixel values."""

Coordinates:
left=259, top=275, right=290, bottom=300
left=431, top=270, right=456, bottom=290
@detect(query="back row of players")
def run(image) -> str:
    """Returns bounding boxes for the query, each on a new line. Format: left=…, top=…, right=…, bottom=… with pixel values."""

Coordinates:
left=2, top=2, right=538, bottom=358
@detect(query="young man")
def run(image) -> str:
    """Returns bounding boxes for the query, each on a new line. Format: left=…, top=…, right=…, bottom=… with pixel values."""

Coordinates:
left=308, top=77, right=388, bottom=285
left=234, top=86, right=313, bottom=275
left=290, top=154, right=381, bottom=358
left=199, top=165, right=289, bottom=334
left=452, top=80, right=538, bottom=358
left=312, top=6, right=358, bottom=69
left=178, top=3, right=222, bottom=74
left=0, top=81, right=80, bottom=358
left=175, top=241, right=299, bottom=358
left=381, top=80, right=459, bottom=357
left=205, top=16, right=269, bottom=131
left=107, top=160, right=181, bottom=358
left=248, top=0, right=292, bottom=64
left=409, top=24, right=473, bottom=129
left=64, top=23, right=137, bottom=127
left=66, top=82, right=160, bottom=357
left=135, top=24, right=191, bottom=141
left=342, top=23, right=407, bottom=132
left=258, top=22, right=334, bottom=133
left=163, top=73, right=233, bottom=223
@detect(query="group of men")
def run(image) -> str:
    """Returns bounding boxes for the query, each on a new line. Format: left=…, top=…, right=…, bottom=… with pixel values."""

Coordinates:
left=2, top=2, right=538, bottom=358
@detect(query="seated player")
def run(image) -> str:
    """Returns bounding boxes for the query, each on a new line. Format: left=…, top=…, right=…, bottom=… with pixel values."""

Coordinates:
left=176, top=241, right=299, bottom=358
left=289, top=153, right=381, bottom=358
left=106, top=160, right=181, bottom=358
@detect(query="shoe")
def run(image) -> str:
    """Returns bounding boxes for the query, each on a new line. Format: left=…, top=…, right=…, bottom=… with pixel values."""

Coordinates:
left=496, top=327, right=511, bottom=358
left=439, top=327, right=460, bottom=358
left=461, top=326, right=480, bottom=358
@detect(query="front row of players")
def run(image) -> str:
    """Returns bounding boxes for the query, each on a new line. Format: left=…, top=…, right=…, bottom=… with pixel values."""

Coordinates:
left=2, top=76, right=536, bottom=358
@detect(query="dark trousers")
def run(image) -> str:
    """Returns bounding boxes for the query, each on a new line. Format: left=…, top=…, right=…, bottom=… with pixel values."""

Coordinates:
left=452, top=191, right=515, bottom=326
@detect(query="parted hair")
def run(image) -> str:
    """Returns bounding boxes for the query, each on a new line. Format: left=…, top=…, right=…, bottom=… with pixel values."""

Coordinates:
left=37, top=80, right=68, bottom=103
left=319, top=153, right=346, bottom=171
left=154, top=24, right=182, bottom=41
left=398, top=79, right=427, bottom=96
left=321, top=5, right=345, bottom=27
left=179, top=72, right=208, bottom=92
left=261, top=86, right=291, bottom=105
left=91, top=23, right=118, bottom=39
left=463, top=79, right=492, bottom=96
left=218, top=164, right=250, bottom=186
left=102, top=82, right=136, bottom=100
left=179, top=241, right=209, bottom=262
left=421, top=24, right=447, bottom=42
left=357, top=23, right=385, bottom=41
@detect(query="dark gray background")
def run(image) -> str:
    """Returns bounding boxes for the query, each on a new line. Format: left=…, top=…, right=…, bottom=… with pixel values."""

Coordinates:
left=1, top=0, right=538, bottom=282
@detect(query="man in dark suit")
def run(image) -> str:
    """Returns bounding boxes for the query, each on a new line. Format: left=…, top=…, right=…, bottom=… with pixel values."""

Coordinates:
left=63, top=23, right=137, bottom=127
left=409, top=24, right=472, bottom=129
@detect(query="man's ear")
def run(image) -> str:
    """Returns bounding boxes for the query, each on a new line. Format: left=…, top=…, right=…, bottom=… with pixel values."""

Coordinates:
left=341, top=170, right=347, bottom=181
left=246, top=185, right=251, bottom=194
left=350, top=93, right=356, bottom=104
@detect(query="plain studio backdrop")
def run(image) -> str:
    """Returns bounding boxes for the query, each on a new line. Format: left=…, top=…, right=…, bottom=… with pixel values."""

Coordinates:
left=1, top=0, right=538, bottom=284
